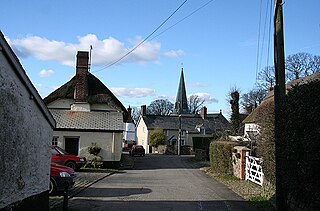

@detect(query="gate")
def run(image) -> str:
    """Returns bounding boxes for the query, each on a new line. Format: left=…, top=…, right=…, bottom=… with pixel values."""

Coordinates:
left=245, top=152, right=264, bottom=186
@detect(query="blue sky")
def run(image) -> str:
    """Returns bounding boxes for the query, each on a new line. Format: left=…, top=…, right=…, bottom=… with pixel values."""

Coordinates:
left=1, top=0, right=319, bottom=116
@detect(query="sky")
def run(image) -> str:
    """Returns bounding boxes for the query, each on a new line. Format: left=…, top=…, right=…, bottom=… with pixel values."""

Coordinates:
left=1, top=0, right=319, bottom=117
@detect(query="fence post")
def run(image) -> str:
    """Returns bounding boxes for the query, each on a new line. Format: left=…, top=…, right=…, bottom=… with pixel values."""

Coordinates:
left=245, top=151, right=250, bottom=181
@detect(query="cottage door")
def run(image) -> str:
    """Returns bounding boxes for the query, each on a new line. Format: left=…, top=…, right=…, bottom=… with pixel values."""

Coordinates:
left=65, top=137, right=79, bottom=155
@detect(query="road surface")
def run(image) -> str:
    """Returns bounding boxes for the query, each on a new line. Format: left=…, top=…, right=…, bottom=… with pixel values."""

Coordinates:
left=69, top=155, right=258, bottom=211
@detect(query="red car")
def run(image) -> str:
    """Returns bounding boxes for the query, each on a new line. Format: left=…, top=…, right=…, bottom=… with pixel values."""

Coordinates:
left=51, top=146, right=86, bottom=170
left=130, top=145, right=145, bottom=157
left=50, top=163, right=76, bottom=195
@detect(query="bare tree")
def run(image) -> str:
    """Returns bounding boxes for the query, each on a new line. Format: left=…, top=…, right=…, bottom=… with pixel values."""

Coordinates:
left=258, top=66, right=275, bottom=90
left=131, top=107, right=140, bottom=124
left=285, top=52, right=320, bottom=80
left=188, top=94, right=205, bottom=114
left=241, top=87, right=267, bottom=113
left=147, top=99, right=174, bottom=115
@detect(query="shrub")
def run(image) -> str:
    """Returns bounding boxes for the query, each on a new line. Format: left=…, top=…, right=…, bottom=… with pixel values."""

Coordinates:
left=255, top=99, right=276, bottom=185
left=281, top=80, right=320, bottom=208
left=85, top=143, right=103, bottom=168
left=149, top=128, right=166, bottom=148
left=209, top=140, right=237, bottom=175
left=87, top=142, right=101, bottom=155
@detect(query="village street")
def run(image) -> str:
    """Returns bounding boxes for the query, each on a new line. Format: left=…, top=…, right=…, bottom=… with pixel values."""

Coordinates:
left=67, top=155, right=258, bottom=211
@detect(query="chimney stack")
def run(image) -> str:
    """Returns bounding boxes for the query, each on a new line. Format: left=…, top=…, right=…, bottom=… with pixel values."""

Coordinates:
left=201, top=106, right=207, bottom=119
left=141, top=105, right=146, bottom=116
left=127, top=106, right=133, bottom=122
left=74, top=51, right=89, bottom=102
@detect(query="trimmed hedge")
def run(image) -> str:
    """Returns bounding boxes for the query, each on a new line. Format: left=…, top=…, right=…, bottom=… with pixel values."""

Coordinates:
left=255, top=99, right=276, bottom=185
left=209, top=141, right=237, bottom=175
left=281, top=80, right=320, bottom=208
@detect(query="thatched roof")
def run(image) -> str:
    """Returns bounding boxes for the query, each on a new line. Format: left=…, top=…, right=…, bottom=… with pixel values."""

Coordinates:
left=44, top=73, right=128, bottom=119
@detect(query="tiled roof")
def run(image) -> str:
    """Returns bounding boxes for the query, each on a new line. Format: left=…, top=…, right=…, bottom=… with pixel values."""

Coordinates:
left=143, top=113, right=229, bottom=134
left=50, top=109, right=123, bottom=131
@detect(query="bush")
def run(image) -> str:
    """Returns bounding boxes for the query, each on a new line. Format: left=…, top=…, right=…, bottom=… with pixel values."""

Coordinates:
left=209, top=140, right=237, bottom=175
left=85, top=143, right=103, bottom=168
left=87, top=143, right=101, bottom=155
left=149, top=128, right=166, bottom=147
left=255, top=99, right=276, bottom=185
left=281, top=80, right=320, bottom=208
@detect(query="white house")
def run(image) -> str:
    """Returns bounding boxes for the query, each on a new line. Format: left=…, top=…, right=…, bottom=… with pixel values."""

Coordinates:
left=44, top=51, right=128, bottom=166
left=0, top=31, right=55, bottom=210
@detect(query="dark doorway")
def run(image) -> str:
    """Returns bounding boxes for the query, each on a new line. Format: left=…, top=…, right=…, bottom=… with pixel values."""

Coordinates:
left=65, top=137, right=79, bottom=155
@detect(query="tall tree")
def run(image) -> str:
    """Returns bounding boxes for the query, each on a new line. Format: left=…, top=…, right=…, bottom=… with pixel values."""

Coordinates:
left=147, top=99, right=174, bottom=115
left=229, top=89, right=240, bottom=135
left=188, top=94, right=205, bottom=114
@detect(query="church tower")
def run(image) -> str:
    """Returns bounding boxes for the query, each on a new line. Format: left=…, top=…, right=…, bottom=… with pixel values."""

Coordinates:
left=174, top=68, right=189, bottom=114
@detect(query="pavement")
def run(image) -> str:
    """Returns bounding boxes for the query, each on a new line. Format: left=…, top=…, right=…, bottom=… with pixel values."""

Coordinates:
left=49, top=154, right=134, bottom=210
left=49, top=171, right=113, bottom=209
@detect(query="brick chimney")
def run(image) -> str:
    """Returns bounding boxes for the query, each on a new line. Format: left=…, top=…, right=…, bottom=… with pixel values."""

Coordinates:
left=127, top=106, right=133, bottom=122
left=74, top=51, right=89, bottom=102
left=201, top=106, right=207, bottom=119
left=141, top=105, right=146, bottom=116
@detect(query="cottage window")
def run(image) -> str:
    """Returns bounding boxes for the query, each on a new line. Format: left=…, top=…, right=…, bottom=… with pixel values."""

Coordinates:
left=52, top=137, right=58, bottom=146
left=181, top=139, right=185, bottom=146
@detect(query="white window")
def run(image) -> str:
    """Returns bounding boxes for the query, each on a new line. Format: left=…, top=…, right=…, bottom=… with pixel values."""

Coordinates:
left=181, top=130, right=186, bottom=137
left=181, top=139, right=185, bottom=146
left=164, top=130, right=169, bottom=136
left=52, top=136, right=58, bottom=146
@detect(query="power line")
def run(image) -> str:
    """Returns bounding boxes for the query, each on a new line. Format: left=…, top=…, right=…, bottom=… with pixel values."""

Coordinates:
left=92, top=0, right=188, bottom=73
left=150, top=0, right=215, bottom=41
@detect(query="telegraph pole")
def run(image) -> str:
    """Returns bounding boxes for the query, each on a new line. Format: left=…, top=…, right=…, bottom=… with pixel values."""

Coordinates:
left=274, top=0, right=287, bottom=210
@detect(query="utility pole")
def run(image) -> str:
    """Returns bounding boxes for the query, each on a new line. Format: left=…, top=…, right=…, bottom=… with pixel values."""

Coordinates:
left=274, top=0, right=286, bottom=210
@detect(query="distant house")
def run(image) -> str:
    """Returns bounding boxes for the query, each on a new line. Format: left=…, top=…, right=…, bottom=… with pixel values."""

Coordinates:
left=44, top=51, right=128, bottom=165
left=0, top=31, right=55, bottom=210
left=123, top=107, right=136, bottom=147
left=136, top=69, right=229, bottom=153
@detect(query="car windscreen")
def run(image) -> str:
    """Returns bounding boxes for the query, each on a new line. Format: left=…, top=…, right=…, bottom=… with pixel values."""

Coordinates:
left=55, top=146, right=69, bottom=155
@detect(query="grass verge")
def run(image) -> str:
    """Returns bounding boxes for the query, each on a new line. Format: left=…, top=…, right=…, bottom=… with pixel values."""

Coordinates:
left=202, top=167, right=275, bottom=211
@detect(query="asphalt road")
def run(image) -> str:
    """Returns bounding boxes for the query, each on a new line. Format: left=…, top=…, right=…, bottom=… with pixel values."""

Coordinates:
left=69, top=155, right=258, bottom=211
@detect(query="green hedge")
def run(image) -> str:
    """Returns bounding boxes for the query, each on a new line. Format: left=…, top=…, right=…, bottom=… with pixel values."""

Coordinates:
left=209, top=141, right=237, bottom=175
left=255, top=100, right=276, bottom=185
left=280, top=80, right=320, bottom=208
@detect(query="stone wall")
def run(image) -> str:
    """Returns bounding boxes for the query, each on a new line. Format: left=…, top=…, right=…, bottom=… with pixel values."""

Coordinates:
left=0, top=49, right=52, bottom=209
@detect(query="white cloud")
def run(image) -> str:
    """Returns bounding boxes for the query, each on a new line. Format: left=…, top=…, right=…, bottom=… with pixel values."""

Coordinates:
left=187, top=82, right=208, bottom=88
left=9, top=34, right=166, bottom=67
left=189, top=92, right=219, bottom=104
left=111, top=88, right=156, bottom=98
left=39, top=69, right=54, bottom=77
left=163, top=49, right=185, bottom=58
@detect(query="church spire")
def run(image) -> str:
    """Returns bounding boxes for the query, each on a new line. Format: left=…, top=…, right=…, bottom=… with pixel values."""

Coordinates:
left=174, top=68, right=189, bottom=114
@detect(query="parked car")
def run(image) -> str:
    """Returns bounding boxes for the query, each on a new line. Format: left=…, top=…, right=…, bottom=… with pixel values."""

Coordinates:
left=130, top=145, right=145, bottom=157
left=51, top=146, right=86, bottom=170
left=49, top=163, right=76, bottom=195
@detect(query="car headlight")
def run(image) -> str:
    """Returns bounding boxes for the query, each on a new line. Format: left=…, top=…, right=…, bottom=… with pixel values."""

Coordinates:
left=80, top=158, right=85, bottom=162
left=59, top=172, right=71, bottom=177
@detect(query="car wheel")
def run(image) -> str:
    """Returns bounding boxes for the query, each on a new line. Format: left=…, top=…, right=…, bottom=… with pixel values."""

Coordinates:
left=49, top=178, right=56, bottom=195
left=65, top=161, right=76, bottom=170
